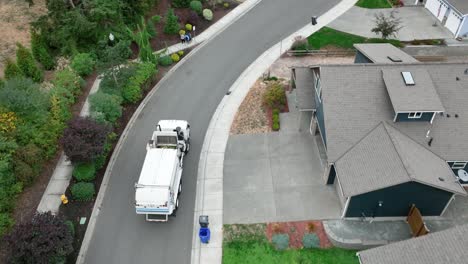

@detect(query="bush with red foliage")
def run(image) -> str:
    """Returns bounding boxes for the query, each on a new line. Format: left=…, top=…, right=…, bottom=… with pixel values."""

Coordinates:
left=61, top=117, right=110, bottom=164
left=187, top=10, right=200, bottom=26
left=5, top=212, right=73, bottom=264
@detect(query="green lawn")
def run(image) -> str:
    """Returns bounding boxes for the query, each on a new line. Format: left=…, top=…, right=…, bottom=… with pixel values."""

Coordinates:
left=306, top=27, right=402, bottom=50
left=355, top=0, right=392, bottom=8
left=223, top=239, right=359, bottom=264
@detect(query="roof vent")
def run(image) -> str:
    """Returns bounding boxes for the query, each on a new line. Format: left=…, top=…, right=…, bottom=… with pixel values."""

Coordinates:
left=388, top=56, right=402, bottom=62
left=456, top=77, right=460, bottom=81
left=438, top=177, right=445, bottom=182
left=401, top=72, right=415, bottom=86
left=464, top=69, right=468, bottom=75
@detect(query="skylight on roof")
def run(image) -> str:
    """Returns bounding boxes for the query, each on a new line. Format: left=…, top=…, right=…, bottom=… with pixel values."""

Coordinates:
left=388, top=56, right=402, bottom=62
left=401, top=71, right=415, bottom=86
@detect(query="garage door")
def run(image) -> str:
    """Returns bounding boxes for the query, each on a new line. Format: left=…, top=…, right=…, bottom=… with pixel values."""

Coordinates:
left=425, top=0, right=449, bottom=21
left=445, top=9, right=462, bottom=35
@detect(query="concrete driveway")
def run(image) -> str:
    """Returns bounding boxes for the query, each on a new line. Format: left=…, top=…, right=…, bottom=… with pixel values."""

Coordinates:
left=329, top=6, right=453, bottom=41
left=224, top=130, right=342, bottom=224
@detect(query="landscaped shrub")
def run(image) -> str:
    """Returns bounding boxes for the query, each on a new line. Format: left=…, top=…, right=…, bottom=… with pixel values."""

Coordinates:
left=89, top=92, right=123, bottom=123
left=0, top=213, right=14, bottom=238
left=190, top=1, right=203, bottom=14
left=71, top=182, right=95, bottom=201
left=3, top=60, right=23, bottom=80
left=99, top=65, right=137, bottom=97
left=179, top=29, right=186, bottom=36
left=172, top=0, right=191, bottom=8
left=187, top=11, right=200, bottom=26
left=291, top=37, right=309, bottom=51
left=158, top=55, right=173, bottom=66
left=272, top=109, right=280, bottom=131
left=5, top=212, right=73, bottom=263
left=64, top=220, right=75, bottom=237
left=302, top=233, right=320, bottom=249
left=185, top=23, right=193, bottom=31
left=73, top=163, right=96, bottom=182
left=203, top=9, right=213, bottom=21
left=178, top=50, right=184, bottom=56
left=0, top=111, right=17, bottom=137
left=147, top=20, right=157, bottom=39
left=0, top=78, right=49, bottom=122
left=61, top=117, right=109, bottom=163
left=223, top=2, right=229, bottom=8
left=121, top=62, right=156, bottom=103
left=271, top=233, right=289, bottom=250
left=31, top=31, right=55, bottom=70
left=71, top=53, right=96, bottom=76
left=164, top=8, right=180, bottom=35
left=16, top=43, right=43, bottom=83
left=93, top=132, right=116, bottom=170
left=151, top=15, right=162, bottom=23
left=12, top=143, right=43, bottom=186
left=171, top=53, right=180, bottom=62
left=52, top=69, right=84, bottom=96
left=263, top=83, right=286, bottom=110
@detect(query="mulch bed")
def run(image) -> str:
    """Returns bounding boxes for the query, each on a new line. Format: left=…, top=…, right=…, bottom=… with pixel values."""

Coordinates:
left=147, top=0, right=236, bottom=52
left=265, top=221, right=332, bottom=249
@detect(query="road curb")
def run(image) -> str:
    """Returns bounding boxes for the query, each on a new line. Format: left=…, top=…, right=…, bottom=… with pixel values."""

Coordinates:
left=76, top=0, right=262, bottom=262
left=191, top=0, right=358, bottom=263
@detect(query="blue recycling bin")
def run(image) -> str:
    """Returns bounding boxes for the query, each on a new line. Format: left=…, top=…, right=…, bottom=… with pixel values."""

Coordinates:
left=199, top=227, right=211, bottom=244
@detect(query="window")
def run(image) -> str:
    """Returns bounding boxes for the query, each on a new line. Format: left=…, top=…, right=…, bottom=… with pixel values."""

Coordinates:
left=452, top=162, right=467, bottom=169
left=408, top=112, right=422, bottom=118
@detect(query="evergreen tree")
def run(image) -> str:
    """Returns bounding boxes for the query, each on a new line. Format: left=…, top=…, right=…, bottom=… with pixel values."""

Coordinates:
left=164, top=8, right=179, bottom=35
left=3, top=59, right=24, bottom=80
left=16, top=43, right=43, bottom=82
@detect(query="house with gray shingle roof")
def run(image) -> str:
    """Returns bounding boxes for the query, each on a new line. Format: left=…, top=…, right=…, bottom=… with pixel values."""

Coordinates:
left=293, top=47, right=468, bottom=218
left=357, top=224, right=468, bottom=264
left=424, top=0, right=468, bottom=38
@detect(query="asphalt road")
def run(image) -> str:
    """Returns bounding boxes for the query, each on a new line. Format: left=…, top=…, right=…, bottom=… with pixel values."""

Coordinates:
left=84, top=0, right=339, bottom=263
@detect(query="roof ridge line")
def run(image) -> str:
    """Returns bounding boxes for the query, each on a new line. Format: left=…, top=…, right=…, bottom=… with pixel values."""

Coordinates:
left=334, top=121, right=384, bottom=163
left=381, top=122, right=413, bottom=182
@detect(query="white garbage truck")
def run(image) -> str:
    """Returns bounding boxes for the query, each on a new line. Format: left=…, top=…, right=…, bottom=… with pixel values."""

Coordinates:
left=135, top=120, right=190, bottom=222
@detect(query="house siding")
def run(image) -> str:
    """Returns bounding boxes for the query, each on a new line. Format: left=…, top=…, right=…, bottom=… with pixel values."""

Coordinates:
left=354, top=51, right=373, bottom=64
left=395, top=112, right=434, bottom=122
left=345, top=182, right=452, bottom=217
left=447, top=161, right=468, bottom=184
left=315, top=89, right=326, bottom=147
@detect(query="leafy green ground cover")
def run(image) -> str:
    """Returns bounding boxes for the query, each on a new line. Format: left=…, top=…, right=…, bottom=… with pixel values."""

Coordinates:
left=223, top=239, right=358, bottom=264
left=305, top=27, right=402, bottom=50
left=355, top=0, right=392, bottom=8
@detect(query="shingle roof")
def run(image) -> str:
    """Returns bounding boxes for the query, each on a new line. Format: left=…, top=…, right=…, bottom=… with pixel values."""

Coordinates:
left=382, top=68, right=445, bottom=113
left=293, top=67, right=316, bottom=110
left=448, top=0, right=468, bottom=14
left=354, top=44, right=418, bottom=63
left=335, top=122, right=465, bottom=197
left=319, top=63, right=468, bottom=162
left=358, top=224, right=468, bottom=264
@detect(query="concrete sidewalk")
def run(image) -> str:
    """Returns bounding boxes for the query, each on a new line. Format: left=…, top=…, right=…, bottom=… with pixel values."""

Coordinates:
left=325, top=194, right=468, bottom=250
left=191, top=0, right=359, bottom=263
left=329, top=6, right=453, bottom=41
left=37, top=77, right=101, bottom=214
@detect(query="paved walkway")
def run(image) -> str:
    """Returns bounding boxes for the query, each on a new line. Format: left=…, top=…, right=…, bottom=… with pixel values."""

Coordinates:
left=325, top=193, right=468, bottom=249
left=224, top=92, right=341, bottom=224
left=192, top=0, right=359, bottom=263
left=329, top=6, right=453, bottom=41
left=37, top=77, right=101, bottom=214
